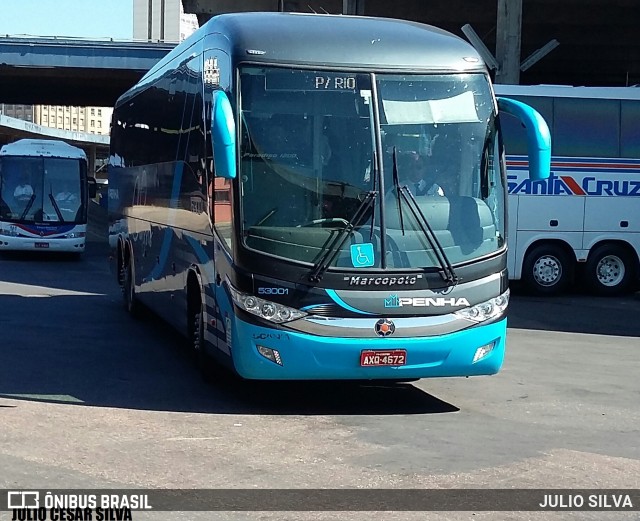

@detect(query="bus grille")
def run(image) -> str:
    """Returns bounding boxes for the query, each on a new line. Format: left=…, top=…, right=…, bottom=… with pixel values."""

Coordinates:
left=306, top=304, right=373, bottom=319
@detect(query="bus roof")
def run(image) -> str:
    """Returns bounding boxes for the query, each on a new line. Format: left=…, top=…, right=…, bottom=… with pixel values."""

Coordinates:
left=494, top=84, right=640, bottom=101
left=142, top=12, right=485, bottom=82
left=0, top=139, right=87, bottom=160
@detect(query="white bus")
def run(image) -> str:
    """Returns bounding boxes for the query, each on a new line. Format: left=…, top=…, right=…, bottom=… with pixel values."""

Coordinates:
left=495, top=85, right=640, bottom=296
left=0, top=139, right=95, bottom=254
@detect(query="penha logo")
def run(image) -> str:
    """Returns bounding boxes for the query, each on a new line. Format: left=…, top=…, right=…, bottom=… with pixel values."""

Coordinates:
left=384, top=295, right=401, bottom=308
left=384, top=295, right=470, bottom=308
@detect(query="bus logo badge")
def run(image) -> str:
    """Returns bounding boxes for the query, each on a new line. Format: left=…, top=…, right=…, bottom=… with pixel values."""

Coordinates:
left=350, top=243, right=374, bottom=268
left=384, top=295, right=400, bottom=308
left=374, top=318, right=395, bottom=337
left=204, top=57, right=220, bottom=86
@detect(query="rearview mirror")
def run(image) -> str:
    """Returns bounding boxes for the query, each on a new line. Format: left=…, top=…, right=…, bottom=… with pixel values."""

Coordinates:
left=497, top=97, right=551, bottom=181
left=211, top=90, right=236, bottom=179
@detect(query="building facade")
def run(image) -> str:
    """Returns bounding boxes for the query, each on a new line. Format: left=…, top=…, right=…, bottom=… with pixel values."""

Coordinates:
left=0, top=104, right=34, bottom=123
left=1, top=104, right=111, bottom=136
left=33, top=105, right=112, bottom=135
left=134, top=0, right=199, bottom=43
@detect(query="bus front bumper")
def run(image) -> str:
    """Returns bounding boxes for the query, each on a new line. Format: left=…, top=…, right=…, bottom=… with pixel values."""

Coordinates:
left=230, top=316, right=507, bottom=380
left=0, top=237, right=85, bottom=252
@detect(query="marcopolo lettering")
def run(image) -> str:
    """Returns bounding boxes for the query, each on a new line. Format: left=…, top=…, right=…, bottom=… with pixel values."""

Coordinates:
left=345, top=275, right=419, bottom=286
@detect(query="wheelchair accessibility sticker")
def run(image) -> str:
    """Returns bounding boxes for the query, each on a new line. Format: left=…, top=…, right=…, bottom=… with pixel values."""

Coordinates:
left=350, top=243, right=374, bottom=267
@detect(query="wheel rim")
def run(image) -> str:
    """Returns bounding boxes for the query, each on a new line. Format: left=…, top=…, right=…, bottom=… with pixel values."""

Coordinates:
left=532, top=255, right=562, bottom=287
left=595, top=254, right=625, bottom=287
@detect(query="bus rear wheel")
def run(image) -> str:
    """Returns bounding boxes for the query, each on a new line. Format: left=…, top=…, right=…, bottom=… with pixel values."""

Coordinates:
left=123, top=259, right=141, bottom=317
left=522, top=244, right=572, bottom=295
left=584, top=245, right=636, bottom=296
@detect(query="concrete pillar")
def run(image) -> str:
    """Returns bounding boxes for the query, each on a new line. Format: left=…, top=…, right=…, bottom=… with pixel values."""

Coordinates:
left=88, top=146, right=97, bottom=177
left=495, top=0, right=522, bottom=84
left=342, top=0, right=364, bottom=14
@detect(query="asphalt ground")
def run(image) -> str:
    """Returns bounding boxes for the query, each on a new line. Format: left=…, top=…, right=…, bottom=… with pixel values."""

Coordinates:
left=0, top=220, right=638, bottom=521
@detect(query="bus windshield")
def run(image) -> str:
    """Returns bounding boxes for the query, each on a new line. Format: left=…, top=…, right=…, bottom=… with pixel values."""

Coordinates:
left=0, top=156, right=83, bottom=224
left=239, top=67, right=505, bottom=272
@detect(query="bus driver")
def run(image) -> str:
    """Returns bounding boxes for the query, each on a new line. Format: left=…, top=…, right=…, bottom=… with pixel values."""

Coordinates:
left=14, top=172, right=34, bottom=202
left=400, top=152, right=444, bottom=197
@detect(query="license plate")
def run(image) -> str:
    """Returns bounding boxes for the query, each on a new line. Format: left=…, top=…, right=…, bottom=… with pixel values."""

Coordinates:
left=360, top=349, right=407, bottom=367
left=34, top=242, right=49, bottom=249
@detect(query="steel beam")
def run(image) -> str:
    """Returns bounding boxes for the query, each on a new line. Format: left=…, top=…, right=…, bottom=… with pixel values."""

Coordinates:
left=495, top=0, right=522, bottom=84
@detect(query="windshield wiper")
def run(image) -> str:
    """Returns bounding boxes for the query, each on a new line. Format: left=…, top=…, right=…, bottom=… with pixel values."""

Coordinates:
left=49, top=193, right=64, bottom=222
left=308, top=190, right=377, bottom=283
left=391, top=147, right=406, bottom=235
left=20, top=194, right=36, bottom=221
left=391, top=150, right=458, bottom=285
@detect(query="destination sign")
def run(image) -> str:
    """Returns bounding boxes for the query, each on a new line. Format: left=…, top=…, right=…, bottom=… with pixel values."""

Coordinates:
left=265, top=71, right=362, bottom=92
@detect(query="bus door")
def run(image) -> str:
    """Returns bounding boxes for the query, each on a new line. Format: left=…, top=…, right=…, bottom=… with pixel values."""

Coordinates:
left=204, top=47, right=234, bottom=357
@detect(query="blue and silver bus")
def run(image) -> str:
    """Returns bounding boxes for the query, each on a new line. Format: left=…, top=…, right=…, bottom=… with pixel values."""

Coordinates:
left=0, top=139, right=94, bottom=254
left=108, top=13, right=550, bottom=380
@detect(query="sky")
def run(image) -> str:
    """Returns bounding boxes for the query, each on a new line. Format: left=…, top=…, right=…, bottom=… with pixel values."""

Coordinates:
left=0, top=0, right=133, bottom=40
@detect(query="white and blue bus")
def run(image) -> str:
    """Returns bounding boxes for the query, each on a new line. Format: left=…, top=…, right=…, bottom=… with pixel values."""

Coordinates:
left=496, top=85, right=640, bottom=295
left=0, top=139, right=94, bottom=254
left=108, top=13, right=550, bottom=381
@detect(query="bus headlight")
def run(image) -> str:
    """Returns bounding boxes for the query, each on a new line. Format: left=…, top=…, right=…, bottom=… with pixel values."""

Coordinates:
left=228, top=285, right=307, bottom=324
left=455, top=289, right=510, bottom=323
left=0, top=228, right=18, bottom=237
left=64, top=232, right=86, bottom=239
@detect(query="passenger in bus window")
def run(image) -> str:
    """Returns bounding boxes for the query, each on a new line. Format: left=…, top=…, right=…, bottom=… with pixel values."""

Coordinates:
left=13, top=172, right=34, bottom=202
left=55, top=182, right=78, bottom=205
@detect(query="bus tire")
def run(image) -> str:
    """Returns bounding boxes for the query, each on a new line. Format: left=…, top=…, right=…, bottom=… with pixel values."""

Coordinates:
left=522, top=244, right=572, bottom=295
left=584, top=244, right=637, bottom=296
left=189, top=299, right=216, bottom=383
left=123, top=257, right=141, bottom=317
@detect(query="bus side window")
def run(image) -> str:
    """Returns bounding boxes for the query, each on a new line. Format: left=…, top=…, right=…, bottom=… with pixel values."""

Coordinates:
left=212, top=176, right=233, bottom=249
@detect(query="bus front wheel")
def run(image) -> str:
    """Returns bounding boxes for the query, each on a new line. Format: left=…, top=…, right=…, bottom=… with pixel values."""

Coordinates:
left=189, top=297, right=217, bottom=383
left=522, top=244, right=572, bottom=296
left=584, top=245, right=637, bottom=296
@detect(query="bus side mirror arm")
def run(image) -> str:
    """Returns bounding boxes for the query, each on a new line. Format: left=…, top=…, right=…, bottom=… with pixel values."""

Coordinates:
left=211, top=90, right=237, bottom=180
left=88, top=177, right=97, bottom=199
left=497, top=97, right=551, bottom=181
